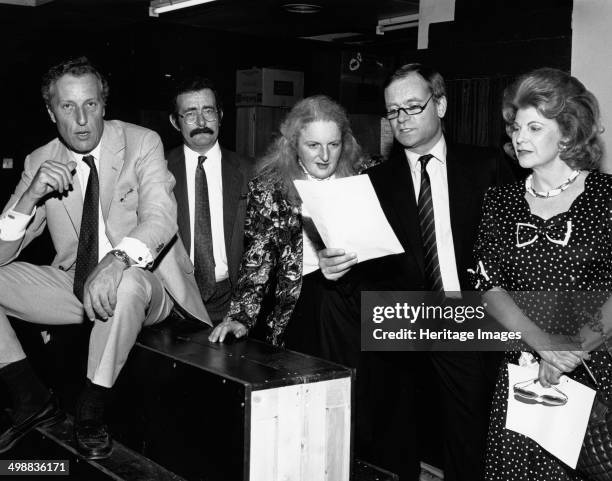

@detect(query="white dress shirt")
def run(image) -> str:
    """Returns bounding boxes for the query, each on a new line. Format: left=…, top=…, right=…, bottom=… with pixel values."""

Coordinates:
left=183, top=142, right=228, bottom=282
left=0, top=142, right=152, bottom=268
left=404, top=135, right=461, bottom=293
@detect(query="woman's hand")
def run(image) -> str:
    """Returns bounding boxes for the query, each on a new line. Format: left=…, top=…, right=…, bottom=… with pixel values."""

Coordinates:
left=538, top=360, right=563, bottom=388
left=536, top=333, right=590, bottom=374
left=537, top=348, right=587, bottom=374
left=208, top=319, right=248, bottom=343
left=318, top=248, right=357, bottom=281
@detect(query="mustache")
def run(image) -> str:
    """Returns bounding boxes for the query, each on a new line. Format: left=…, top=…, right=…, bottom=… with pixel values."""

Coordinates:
left=190, top=127, right=214, bottom=137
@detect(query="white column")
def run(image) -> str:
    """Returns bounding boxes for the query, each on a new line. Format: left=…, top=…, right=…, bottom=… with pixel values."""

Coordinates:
left=418, top=0, right=456, bottom=50
left=572, top=0, right=612, bottom=172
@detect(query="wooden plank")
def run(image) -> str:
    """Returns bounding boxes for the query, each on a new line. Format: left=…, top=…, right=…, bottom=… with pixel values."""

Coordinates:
left=301, top=382, right=327, bottom=481
left=138, top=321, right=351, bottom=390
left=276, top=384, right=303, bottom=480
left=250, top=378, right=351, bottom=481
left=250, top=389, right=279, bottom=481
left=326, top=377, right=351, bottom=481
left=31, top=417, right=185, bottom=481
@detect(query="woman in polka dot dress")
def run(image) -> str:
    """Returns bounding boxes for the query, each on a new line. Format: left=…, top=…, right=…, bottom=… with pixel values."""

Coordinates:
left=472, top=68, right=612, bottom=481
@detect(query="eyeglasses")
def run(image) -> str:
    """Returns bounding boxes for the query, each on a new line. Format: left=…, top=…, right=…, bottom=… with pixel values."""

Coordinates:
left=177, top=107, right=219, bottom=125
left=385, top=94, right=434, bottom=120
left=513, top=379, right=568, bottom=406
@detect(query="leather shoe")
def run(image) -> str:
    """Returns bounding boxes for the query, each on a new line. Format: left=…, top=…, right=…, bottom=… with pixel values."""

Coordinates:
left=0, top=396, right=64, bottom=453
left=75, top=420, right=113, bottom=460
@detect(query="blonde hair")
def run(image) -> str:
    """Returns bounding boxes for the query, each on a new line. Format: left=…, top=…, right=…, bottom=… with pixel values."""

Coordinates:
left=257, top=95, right=365, bottom=204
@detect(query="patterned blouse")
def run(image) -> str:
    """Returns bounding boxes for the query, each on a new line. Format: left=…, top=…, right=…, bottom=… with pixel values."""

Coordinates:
left=225, top=159, right=378, bottom=346
left=224, top=172, right=306, bottom=346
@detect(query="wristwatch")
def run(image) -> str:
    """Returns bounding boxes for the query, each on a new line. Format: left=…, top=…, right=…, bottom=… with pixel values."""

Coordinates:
left=109, top=249, right=132, bottom=268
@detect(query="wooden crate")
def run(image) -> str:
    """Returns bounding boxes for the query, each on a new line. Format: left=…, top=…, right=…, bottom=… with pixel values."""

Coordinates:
left=250, top=378, right=351, bottom=481
left=109, top=319, right=353, bottom=481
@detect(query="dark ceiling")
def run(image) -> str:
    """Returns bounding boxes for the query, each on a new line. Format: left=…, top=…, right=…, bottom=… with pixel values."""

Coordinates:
left=0, top=0, right=420, bottom=46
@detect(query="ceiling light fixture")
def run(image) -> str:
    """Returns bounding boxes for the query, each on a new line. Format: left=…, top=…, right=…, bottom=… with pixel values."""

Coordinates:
left=0, top=0, right=54, bottom=5
left=149, top=0, right=216, bottom=17
left=376, top=14, right=419, bottom=35
left=282, top=3, right=322, bottom=14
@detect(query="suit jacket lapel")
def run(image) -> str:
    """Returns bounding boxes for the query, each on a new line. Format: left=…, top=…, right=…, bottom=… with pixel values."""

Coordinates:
left=168, top=147, right=191, bottom=254
left=59, top=146, right=83, bottom=236
left=379, top=146, right=425, bottom=275
left=393, top=152, right=425, bottom=275
left=446, top=146, right=469, bottom=272
left=98, top=121, right=124, bottom=221
left=221, top=149, right=242, bottom=256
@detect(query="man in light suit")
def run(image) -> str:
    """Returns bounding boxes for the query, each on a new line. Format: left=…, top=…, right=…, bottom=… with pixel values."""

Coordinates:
left=319, top=64, right=514, bottom=480
left=167, top=77, right=252, bottom=324
left=0, top=57, right=210, bottom=459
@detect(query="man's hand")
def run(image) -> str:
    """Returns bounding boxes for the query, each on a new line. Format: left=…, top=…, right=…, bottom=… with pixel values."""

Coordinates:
left=83, top=253, right=128, bottom=321
left=318, top=248, right=357, bottom=281
left=208, top=319, right=248, bottom=343
left=16, top=160, right=77, bottom=214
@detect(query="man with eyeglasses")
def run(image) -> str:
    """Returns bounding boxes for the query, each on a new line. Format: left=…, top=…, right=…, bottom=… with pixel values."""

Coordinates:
left=167, top=77, right=252, bottom=324
left=319, top=63, right=514, bottom=480
left=0, top=57, right=210, bottom=459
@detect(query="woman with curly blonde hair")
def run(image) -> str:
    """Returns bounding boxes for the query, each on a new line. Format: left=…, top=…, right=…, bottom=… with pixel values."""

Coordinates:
left=209, top=95, right=369, bottom=358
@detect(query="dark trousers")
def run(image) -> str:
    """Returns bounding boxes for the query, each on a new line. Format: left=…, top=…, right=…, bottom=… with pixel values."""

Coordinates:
left=429, top=351, right=500, bottom=481
left=357, top=351, right=422, bottom=481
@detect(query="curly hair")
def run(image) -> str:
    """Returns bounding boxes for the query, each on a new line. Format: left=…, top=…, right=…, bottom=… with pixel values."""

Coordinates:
left=41, top=57, right=109, bottom=107
left=257, top=95, right=366, bottom=205
left=502, top=68, right=603, bottom=170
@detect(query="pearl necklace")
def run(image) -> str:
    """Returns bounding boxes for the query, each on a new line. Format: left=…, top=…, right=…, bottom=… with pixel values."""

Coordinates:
left=525, top=170, right=581, bottom=199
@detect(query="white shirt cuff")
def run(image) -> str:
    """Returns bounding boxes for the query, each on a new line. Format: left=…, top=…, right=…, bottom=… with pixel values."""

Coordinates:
left=115, top=237, right=154, bottom=268
left=0, top=207, right=35, bottom=241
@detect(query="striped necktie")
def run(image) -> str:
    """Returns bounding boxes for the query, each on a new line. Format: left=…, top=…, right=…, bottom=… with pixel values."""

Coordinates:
left=417, top=154, right=444, bottom=292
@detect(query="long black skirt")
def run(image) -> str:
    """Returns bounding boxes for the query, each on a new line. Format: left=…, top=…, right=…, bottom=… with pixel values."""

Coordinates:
left=282, top=269, right=360, bottom=368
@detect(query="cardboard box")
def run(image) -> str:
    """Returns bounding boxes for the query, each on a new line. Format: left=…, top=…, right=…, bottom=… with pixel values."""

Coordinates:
left=236, top=68, right=304, bottom=107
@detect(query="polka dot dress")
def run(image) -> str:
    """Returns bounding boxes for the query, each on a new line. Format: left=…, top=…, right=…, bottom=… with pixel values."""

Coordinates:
left=472, top=171, right=612, bottom=481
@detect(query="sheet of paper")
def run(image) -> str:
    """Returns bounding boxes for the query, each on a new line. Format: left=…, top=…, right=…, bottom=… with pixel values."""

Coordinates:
left=294, top=175, right=404, bottom=263
left=506, top=362, right=596, bottom=468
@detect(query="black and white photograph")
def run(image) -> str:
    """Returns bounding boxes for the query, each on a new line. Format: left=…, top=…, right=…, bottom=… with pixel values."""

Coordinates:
left=1, top=1, right=611, bottom=480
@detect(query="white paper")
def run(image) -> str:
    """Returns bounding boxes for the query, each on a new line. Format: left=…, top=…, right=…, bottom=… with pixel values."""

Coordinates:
left=506, top=362, right=596, bottom=468
left=294, top=175, right=404, bottom=263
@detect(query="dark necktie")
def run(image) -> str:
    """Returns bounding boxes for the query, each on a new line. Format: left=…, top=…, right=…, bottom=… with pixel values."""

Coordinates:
left=417, top=154, right=444, bottom=292
left=194, top=155, right=216, bottom=301
left=73, top=155, right=99, bottom=302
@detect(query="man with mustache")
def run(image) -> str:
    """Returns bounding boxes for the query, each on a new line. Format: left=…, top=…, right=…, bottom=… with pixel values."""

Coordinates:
left=0, top=57, right=210, bottom=459
left=168, top=77, right=252, bottom=324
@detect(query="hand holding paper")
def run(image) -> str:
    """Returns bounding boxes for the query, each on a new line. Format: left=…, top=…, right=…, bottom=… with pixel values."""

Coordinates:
left=294, top=175, right=404, bottom=264
left=506, top=362, right=596, bottom=468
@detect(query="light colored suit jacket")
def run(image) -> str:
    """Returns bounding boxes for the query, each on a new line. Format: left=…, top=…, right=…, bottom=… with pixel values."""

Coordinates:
left=0, top=120, right=210, bottom=325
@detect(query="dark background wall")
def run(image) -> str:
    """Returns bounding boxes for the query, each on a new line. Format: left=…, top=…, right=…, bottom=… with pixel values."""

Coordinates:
left=0, top=0, right=572, bottom=205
